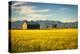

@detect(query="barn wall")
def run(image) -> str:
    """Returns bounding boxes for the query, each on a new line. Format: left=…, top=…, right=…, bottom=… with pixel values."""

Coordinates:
left=27, top=24, right=40, bottom=29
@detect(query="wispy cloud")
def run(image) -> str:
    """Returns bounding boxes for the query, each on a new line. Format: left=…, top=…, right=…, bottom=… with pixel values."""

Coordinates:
left=11, top=17, right=49, bottom=22
left=12, top=1, right=27, bottom=6
left=35, top=9, right=50, bottom=12
left=14, top=6, right=50, bottom=15
left=11, top=1, right=77, bottom=22
left=59, top=8, right=68, bottom=11
left=11, top=3, right=51, bottom=21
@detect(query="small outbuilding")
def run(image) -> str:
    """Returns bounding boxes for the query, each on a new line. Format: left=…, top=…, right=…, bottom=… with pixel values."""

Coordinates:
left=22, top=21, right=27, bottom=30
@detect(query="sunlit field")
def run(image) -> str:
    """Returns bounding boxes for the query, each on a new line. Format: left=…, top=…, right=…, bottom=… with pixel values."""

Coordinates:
left=9, top=29, right=78, bottom=53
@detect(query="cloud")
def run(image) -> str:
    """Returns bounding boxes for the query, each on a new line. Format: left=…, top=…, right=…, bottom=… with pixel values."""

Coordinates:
left=12, top=1, right=27, bottom=7
left=19, top=6, right=34, bottom=15
left=11, top=1, right=35, bottom=12
left=11, top=3, right=52, bottom=21
left=62, top=20, right=77, bottom=22
left=27, top=14, right=52, bottom=21
left=11, top=17, right=48, bottom=22
left=35, top=9, right=50, bottom=12
left=59, top=8, right=68, bottom=11
left=59, top=7, right=72, bottom=12
left=11, top=14, right=52, bottom=22
left=11, top=12, right=52, bottom=21
left=13, top=6, right=50, bottom=15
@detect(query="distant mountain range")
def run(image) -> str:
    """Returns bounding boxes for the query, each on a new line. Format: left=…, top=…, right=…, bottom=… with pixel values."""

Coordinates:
left=9, top=20, right=78, bottom=29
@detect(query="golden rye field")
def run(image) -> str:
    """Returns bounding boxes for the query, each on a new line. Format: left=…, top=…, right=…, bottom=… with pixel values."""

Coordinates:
left=9, top=29, right=78, bottom=53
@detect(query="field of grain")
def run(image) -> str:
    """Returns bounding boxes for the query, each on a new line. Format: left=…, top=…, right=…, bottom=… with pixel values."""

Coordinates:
left=9, top=29, right=78, bottom=53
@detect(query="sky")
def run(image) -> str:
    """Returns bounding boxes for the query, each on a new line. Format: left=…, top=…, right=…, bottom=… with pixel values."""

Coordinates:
left=10, top=1, right=78, bottom=22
